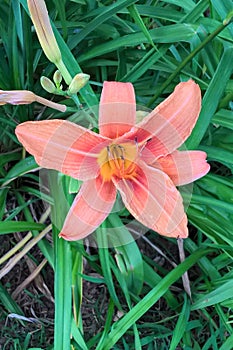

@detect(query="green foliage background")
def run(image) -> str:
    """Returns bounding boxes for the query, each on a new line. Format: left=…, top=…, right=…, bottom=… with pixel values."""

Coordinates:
left=0, top=0, right=233, bottom=349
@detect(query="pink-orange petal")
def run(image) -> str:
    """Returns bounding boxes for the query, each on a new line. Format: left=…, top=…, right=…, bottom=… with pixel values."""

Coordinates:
left=99, top=81, right=136, bottom=139
left=153, top=150, right=210, bottom=186
left=16, top=120, right=110, bottom=180
left=132, top=80, right=201, bottom=160
left=59, top=176, right=117, bottom=241
left=113, top=163, right=188, bottom=238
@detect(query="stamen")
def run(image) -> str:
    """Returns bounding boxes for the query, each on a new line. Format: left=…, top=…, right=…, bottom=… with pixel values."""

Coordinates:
left=134, top=137, right=138, bottom=153
left=138, top=137, right=153, bottom=154
left=118, top=145, right=125, bottom=160
left=98, top=141, right=138, bottom=181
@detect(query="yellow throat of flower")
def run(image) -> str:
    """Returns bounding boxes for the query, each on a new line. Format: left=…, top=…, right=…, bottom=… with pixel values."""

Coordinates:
left=98, top=142, right=138, bottom=181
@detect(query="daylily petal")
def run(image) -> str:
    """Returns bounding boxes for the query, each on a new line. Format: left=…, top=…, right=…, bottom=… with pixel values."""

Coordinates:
left=130, top=80, right=201, bottom=160
left=16, top=120, right=110, bottom=180
left=153, top=150, right=210, bottom=186
left=99, top=81, right=136, bottom=138
left=59, top=176, right=117, bottom=240
left=113, top=162, right=188, bottom=238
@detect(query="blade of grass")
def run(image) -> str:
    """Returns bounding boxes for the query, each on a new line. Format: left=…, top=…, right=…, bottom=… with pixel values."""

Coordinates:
left=127, top=4, right=155, bottom=47
left=1, top=156, right=40, bottom=187
left=49, top=171, right=73, bottom=350
left=0, top=221, right=45, bottom=234
left=0, top=281, right=24, bottom=315
left=169, top=294, right=190, bottom=350
left=78, top=23, right=199, bottom=63
left=219, top=333, right=233, bottom=350
left=96, top=225, right=122, bottom=310
left=192, top=279, right=233, bottom=310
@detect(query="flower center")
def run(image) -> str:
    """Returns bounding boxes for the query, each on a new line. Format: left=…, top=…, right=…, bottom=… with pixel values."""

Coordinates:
left=98, top=142, right=138, bottom=181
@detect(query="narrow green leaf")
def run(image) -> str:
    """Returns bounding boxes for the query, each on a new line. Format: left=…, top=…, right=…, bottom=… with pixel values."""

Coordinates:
left=71, top=319, right=89, bottom=350
left=0, top=221, right=45, bottom=234
left=49, top=171, right=73, bottom=350
left=128, top=4, right=155, bottom=47
left=219, top=333, right=233, bottom=350
left=0, top=281, right=24, bottom=315
left=192, top=279, right=233, bottom=310
left=11, top=0, right=24, bottom=47
left=0, top=188, right=8, bottom=220
left=107, top=214, right=144, bottom=295
left=1, top=156, right=39, bottom=187
left=212, top=109, right=233, bottom=130
left=78, top=24, right=198, bottom=63
left=169, top=294, right=190, bottom=350
left=96, top=226, right=122, bottom=310
left=143, top=261, right=178, bottom=309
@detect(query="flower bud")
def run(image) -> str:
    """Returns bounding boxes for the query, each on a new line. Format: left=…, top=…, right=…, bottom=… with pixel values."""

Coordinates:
left=0, top=90, right=36, bottom=105
left=53, top=70, right=62, bottom=86
left=68, top=73, right=90, bottom=94
left=27, top=0, right=61, bottom=65
left=40, top=76, right=56, bottom=93
left=0, top=89, right=66, bottom=112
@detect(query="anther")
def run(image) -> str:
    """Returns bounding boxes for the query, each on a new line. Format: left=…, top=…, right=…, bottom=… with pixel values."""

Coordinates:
left=107, top=145, right=111, bottom=157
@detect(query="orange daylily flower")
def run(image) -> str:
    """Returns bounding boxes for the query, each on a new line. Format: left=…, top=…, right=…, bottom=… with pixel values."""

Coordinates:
left=15, top=80, right=210, bottom=240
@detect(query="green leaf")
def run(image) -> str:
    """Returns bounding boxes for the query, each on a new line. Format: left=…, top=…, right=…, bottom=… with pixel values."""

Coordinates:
left=169, top=294, right=191, bottom=350
left=0, top=188, right=8, bottom=220
left=78, top=24, right=198, bottom=63
left=49, top=172, right=73, bottom=350
left=212, top=109, right=233, bottom=130
left=1, top=156, right=40, bottom=187
left=0, top=221, right=46, bottom=234
left=192, top=279, right=233, bottom=310
left=0, top=281, right=24, bottom=315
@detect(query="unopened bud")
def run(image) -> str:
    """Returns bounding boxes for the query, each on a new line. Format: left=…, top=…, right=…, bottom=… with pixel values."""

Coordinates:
left=68, top=73, right=90, bottom=94
left=53, top=70, right=62, bottom=86
left=0, top=89, right=66, bottom=112
left=0, top=90, right=36, bottom=105
left=40, top=76, right=56, bottom=93
left=27, top=0, right=61, bottom=65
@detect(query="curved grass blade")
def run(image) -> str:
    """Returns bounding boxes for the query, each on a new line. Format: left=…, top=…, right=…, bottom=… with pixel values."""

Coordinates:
left=1, top=156, right=40, bottom=187
left=169, top=294, right=190, bottom=350
left=49, top=171, right=73, bottom=350
left=0, top=221, right=45, bottom=234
